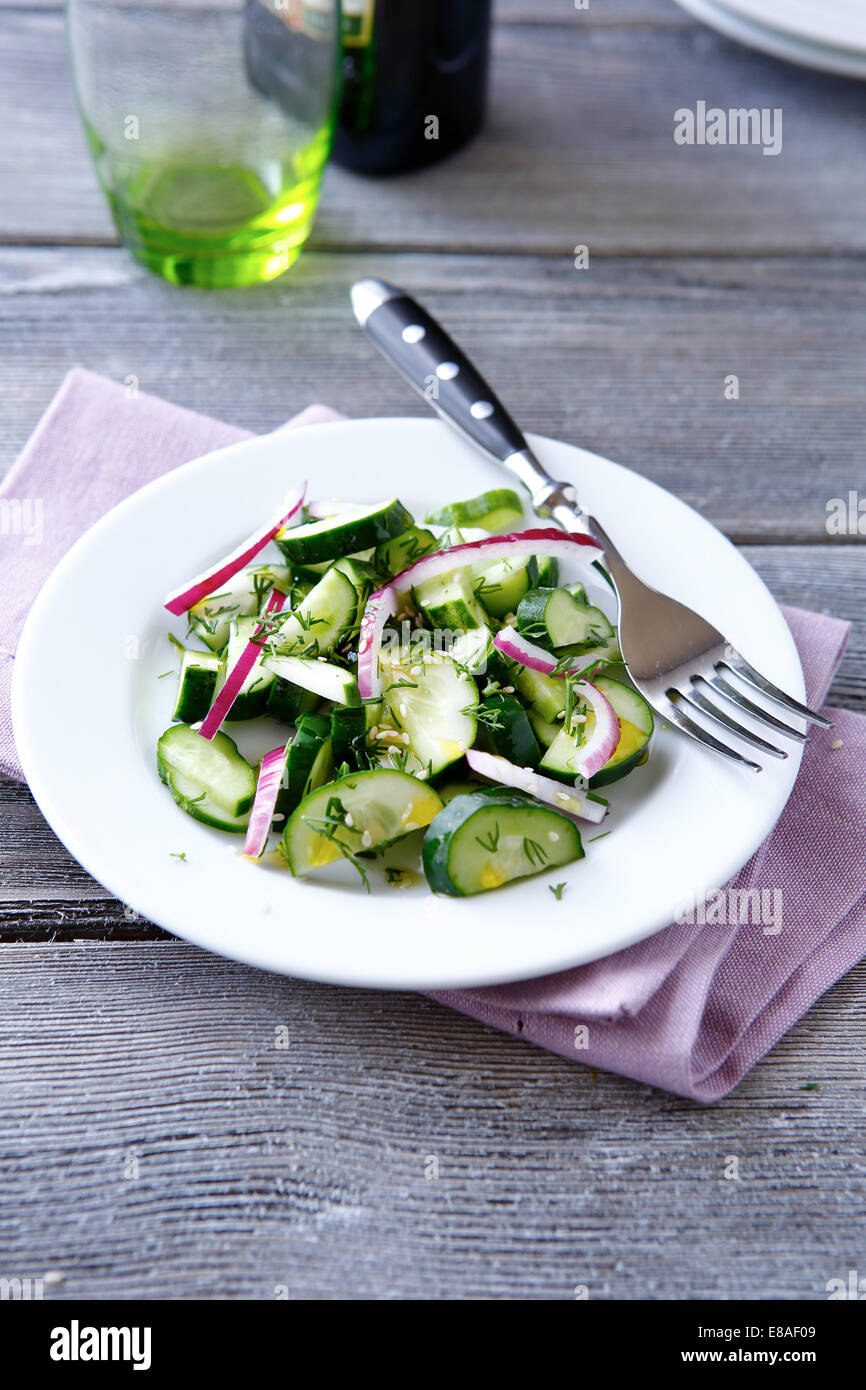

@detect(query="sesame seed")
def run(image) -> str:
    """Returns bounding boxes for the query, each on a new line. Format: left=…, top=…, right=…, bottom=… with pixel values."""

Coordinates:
left=830, top=738, right=844, bottom=751
left=361, top=830, right=373, bottom=848
left=344, top=812, right=354, bottom=827
left=548, top=831, right=559, bottom=842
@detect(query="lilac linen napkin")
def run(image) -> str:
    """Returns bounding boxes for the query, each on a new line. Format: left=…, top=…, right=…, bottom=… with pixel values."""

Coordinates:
left=2, top=372, right=863, bottom=1101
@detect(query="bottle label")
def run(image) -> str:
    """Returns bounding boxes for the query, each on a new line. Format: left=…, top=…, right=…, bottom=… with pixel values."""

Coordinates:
left=342, top=0, right=375, bottom=47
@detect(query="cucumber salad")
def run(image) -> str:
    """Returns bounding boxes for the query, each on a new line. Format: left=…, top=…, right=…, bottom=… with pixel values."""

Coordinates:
left=156, top=484, right=654, bottom=897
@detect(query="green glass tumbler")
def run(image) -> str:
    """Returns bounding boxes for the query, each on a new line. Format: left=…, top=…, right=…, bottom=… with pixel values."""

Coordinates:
left=66, top=0, right=341, bottom=288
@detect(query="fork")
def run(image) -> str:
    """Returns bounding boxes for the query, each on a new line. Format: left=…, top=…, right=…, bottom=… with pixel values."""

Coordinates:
left=351, top=278, right=830, bottom=771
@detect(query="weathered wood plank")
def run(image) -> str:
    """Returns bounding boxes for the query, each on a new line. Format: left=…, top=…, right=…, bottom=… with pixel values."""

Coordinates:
left=2, top=11, right=864, bottom=253
left=0, top=940, right=862, bottom=1299
left=2, top=249, right=865, bottom=542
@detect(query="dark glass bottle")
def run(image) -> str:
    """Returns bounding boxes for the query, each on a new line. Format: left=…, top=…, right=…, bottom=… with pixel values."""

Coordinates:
left=334, top=1, right=492, bottom=176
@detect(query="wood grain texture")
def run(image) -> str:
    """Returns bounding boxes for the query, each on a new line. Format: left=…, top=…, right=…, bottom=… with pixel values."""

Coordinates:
left=1, top=0, right=864, bottom=1301
left=2, top=8, right=865, bottom=253
left=0, top=940, right=862, bottom=1300
left=2, top=248, right=865, bottom=542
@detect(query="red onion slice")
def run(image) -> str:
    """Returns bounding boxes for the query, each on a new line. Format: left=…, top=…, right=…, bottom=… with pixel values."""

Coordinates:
left=493, top=626, right=560, bottom=674
left=357, top=583, right=398, bottom=699
left=198, top=588, right=287, bottom=740
left=390, top=527, right=601, bottom=595
left=569, top=679, right=620, bottom=778
left=164, top=484, right=305, bottom=616
left=465, top=749, right=608, bottom=824
left=244, top=743, right=291, bottom=859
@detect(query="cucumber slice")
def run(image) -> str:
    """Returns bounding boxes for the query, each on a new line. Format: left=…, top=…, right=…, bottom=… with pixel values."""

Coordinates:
left=331, top=704, right=367, bottom=770
left=471, top=556, right=531, bottom=620
left=527, top=707, right=561, bottom=748
left=413, top=567, right=488, bottom=633
left=517, top=587, right=616, bottom=651
left=283, top=769, right=444, bottom=875
left=450, top=624, right=494, bottom=676
left=187, top=564, right=291, bottom=652
left=269, top=566, right=359, bottom=658
left=264, top=653, right=360, bottom=706
left=267, top=676, right=320, bottom=725
left=157, top=724, right=256, bottom=821
left=218, top=614, right=275, bottom=720
left=539, top=675, right=653, bottom=787
left=160, top=767, right=252, bottom=833
left=275, top=498, right=414, bottom=565
left=281, top=713, right=334, bottom=816
left=171, top=649, right=222, bottom=723
left=436, top=778, right=486, bottom=806
left=374, top=527, right=437, bottom=577
left=381, top=647, right=478, bottom=778
left=330, top=555, right=383, bottom=600
left=590, top=675, right=654, bottom=788
left=422, top=787, right=583, bottom=896
left=529, top=555, right=560, bottom=589
left=425, top=488, right=524, bottom=534
left=479, top=694, right=541, bottom=768
left=513, top=665, right=567, bottom=723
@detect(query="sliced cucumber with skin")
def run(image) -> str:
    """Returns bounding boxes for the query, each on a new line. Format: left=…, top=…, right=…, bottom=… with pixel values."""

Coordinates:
left=479, top=694, right=541, bottom=768
left=269, top=565, right=358, bottom=658
left=471, top=556, right=531, bottom=620
left=589, top=675, right=653, bottom=787
left=187, top=565, right=291, bottom=652
left=413, top=566, right=488, bottom=633
left=423, top=787, right=583, bottom=896
left=267, top=676, right=319, bottom=725
left=436, top=778, right=486, bottom=806
left=157, top=724, right=256, bottom=826
left=283, top=768, right=444, bottom=876
left=280, top=713, right=334, bottom=816
left=540, top=675, right=653, bottom=788
left=172, top=648, right=222, bottom=723
left=563, top=580, right=587, bottom=605
left=218, top=614, right=275, bottom=721
left=529, top=555, right=560, bottom=589
left=330, top=555, right=383, bottom=599
left=449, top=624, right=493, bottom=676
left=264, top=652, right=360, bottom=706
left=381, top=647, right=478, bottom=778
left=518, top=587, right=616, bottom=652
left=374, top=527, right=437, bottom=577
left=331, top=704, right=367, bottom=770
left=275, top=498, right=414, bottom=565
left=527, top=706, right=561, bottom=748
left=513, top=664, right=567, bottom=723
left=425, top=488, right=524, bottom=534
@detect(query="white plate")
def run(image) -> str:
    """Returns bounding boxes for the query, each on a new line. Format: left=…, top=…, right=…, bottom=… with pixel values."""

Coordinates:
left=675, top=0, right=866, bottom=78
left=13, top=419, right=803, bottom=990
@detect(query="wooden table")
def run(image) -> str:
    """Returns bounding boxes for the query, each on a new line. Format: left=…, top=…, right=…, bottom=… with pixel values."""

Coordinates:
left=2, top=0, right=864, bottom=1300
